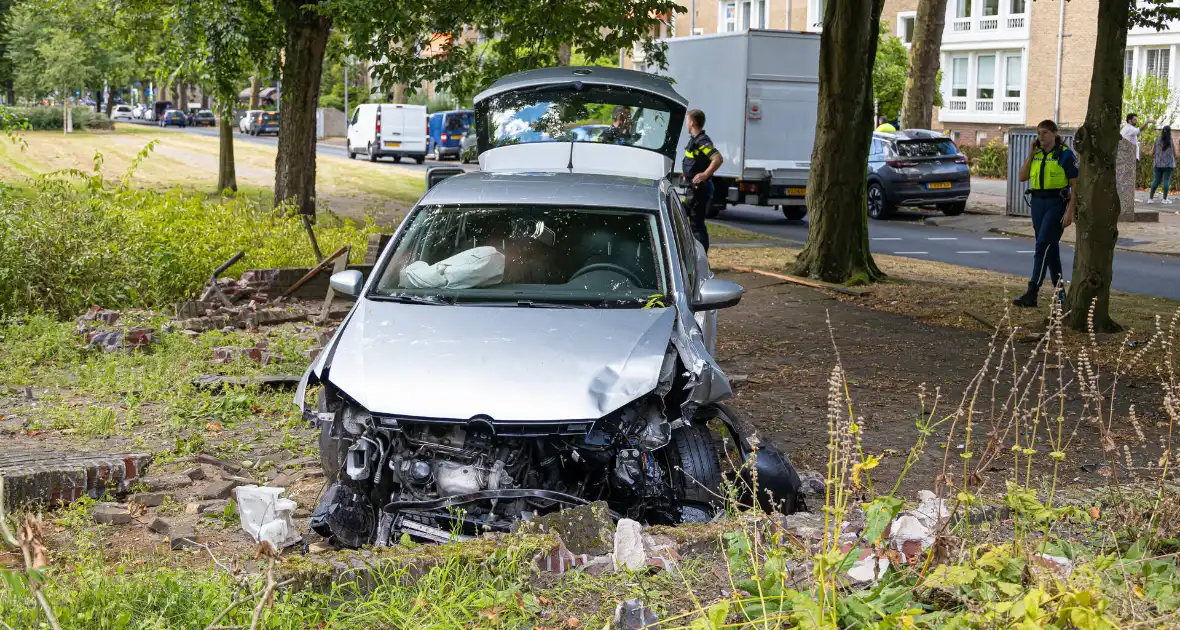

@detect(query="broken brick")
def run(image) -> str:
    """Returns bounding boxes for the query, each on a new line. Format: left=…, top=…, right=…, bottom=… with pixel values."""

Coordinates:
left=199, top=480, right=240, bottom=500
left=148, top=517, right=171, bottom=534
left=182, top=466, right=206, bottom=481
left=194, top=454, right=242, bottom=475
left=168, top=524, right=200, bottom=550
left=92, top=503, right=132, bottom=525
left=130, top=492, right=171, bottom=508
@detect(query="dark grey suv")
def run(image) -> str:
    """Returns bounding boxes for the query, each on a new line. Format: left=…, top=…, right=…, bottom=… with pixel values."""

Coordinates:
left=868, top=130, right=970, bottom=220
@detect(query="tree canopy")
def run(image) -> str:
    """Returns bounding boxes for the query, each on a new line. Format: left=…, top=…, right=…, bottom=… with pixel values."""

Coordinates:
left=874, top=21, right=907, bottom=121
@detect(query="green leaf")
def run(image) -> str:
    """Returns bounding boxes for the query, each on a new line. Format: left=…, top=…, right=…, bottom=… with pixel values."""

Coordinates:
left=863, top=496, right=905, bottom=544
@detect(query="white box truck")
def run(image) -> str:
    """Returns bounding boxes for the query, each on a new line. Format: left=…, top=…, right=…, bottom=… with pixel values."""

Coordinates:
left=657, top=29, right=820, bottom=220
left=346, top=103, right=428, bottom=164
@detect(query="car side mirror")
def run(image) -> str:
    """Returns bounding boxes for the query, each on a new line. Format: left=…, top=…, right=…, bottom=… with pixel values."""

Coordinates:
left=329, top=270, right=364, bottom=298
left=691, top=278, right=744, bottom=311
left=426, top=166, right=465, bottom=190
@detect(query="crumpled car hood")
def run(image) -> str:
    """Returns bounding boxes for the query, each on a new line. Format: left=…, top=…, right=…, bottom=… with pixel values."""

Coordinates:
left=323, top=299, right=677, bottom=421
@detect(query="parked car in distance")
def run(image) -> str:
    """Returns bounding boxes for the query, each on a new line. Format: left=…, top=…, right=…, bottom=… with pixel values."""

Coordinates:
left=428, top=109, right=474, bottom=160
left=191, top=110, right=217, bottom=127
left=346, top=103, right=428, bottom=163
left=159, top=109, right=187, bottom=128
left=251, top=111, right=280, bottom=136
left=111, top=104, right=134, bottom=120
left=239, top=109, right=263, bottom=134
left=459, top=121, right=478, bottom=163
left=867, top=129, right=970, bottom=219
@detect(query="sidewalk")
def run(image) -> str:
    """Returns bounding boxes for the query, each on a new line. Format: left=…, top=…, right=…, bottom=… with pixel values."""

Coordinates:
left=969, top=177, right=1180, bottom=214
left=928, top=206, right=1180, bottom=256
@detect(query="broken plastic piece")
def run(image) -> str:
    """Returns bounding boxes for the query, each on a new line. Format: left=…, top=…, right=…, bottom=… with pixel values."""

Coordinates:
left=236, top=485, right=301, bottom=550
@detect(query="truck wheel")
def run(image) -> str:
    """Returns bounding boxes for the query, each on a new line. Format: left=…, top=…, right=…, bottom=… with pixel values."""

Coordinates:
left=415, top=156, right=425, bottom=165
left=867, top=182, right=894, bottom=220
left=780, top=206, right=807, bottom=221
left=367, top=143, right=377, bottom=163
left=942, top=201, right=967, bottom=216
left=392, top=155, right=402, bottom=164
left=346, top=141, right=355, bottom=159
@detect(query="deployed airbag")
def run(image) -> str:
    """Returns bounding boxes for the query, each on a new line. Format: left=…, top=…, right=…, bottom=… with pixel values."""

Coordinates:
left=400, top=246, right=505, bottom=289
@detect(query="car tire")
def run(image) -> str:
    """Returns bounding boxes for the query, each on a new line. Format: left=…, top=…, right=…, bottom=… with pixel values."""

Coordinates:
left=942, top=201, right=967, bottom=216
left=346, top=141, right=355, bottom=159
left=780, top=205, right=807, bottom=221
left=666, top=422, right=724, bottom=520
left=705, top=203, right=723, bottom=219
left=867, top=181, right=894, bottom=220
left=414, top=156, right=425, bottom=165
left=367, top=143, right=377, bottom=163
left=393, top=155, right=402, bottom=163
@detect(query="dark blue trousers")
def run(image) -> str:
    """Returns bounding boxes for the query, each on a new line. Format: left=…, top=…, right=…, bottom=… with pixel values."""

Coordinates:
left=688, top=179, right=714, bottom=251
left=1028, top=194, right=1067, bottom=291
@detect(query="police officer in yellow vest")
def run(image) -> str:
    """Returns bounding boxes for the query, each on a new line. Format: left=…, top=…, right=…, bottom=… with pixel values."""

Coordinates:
left=875, top=115, right=897, bottom=133
left=683, top=108, right=724, bottom=250
left=1014, top=119, right=1079, bottom=307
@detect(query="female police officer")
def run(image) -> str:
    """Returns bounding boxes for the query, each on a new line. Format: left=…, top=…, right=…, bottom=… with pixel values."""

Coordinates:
left=1013, top=119, right=1079, bottom=308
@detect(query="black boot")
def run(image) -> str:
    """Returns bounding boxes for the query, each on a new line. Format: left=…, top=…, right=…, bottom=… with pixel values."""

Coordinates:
left=1013, top=285, right=1038, bottom=308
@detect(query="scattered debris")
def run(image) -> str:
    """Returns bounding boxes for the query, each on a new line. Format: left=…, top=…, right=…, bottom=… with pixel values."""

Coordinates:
left=613, top=519, right=646, bottom=571
left=1031, top=553, right=1075, bottom=580
left=92, top=503, right=132, bottom=525
left=182, top=466, right=206, bottom=481
left=130, top=492, right=171, bottom=508
left=796, top=470, right=827, bottom=497
left=147, top=517, right=171, bottom=534
left=168, top=524, right=200, bottom=551
left=613, top=599, right=659, bottom=629
left=212, top=342, right=271, bottom=365
left=236, top=485, right=301, bottom=550
left=194, top=454, right=243, bottom=475
left=192, top=375, right=301, bottom=390
left=308, top=541, right=334, bottom=554
left=781, top=511, right=826, bottom=542
left=848, top=553, right=891, bottom=586
left=199, top=480, right=241, bottom=501
left=531, top=501, right=615, bottom=556
left=887, top=490, right=950, bottom=564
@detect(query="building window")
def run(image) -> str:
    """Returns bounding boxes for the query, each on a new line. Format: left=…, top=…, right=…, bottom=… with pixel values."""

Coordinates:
left=1005, top=55, right=1022, bottom=98
left=1147, top=48, right=1170, bottom=79
left=898, top=12, right=916, bottom=44
left=740, top=0, right=767, bottom=29
left=983, top=0, right=999, bottom=16
left=1125, top=50, right=1134, bottom=78
left=1011, top=0, right=1026, bottom=13
left=809, top=0, right=824, bottom=30
left=977, top=54, right=996, bottom=99
left=952, top=57, right=969, bottom=97
left=722, top=1, right=736, bottom=31
left=950, top=130, right=962, bottom=142
left=955, top=0, right=971, bottom=19
left=976, top=131, right=988, bottom=144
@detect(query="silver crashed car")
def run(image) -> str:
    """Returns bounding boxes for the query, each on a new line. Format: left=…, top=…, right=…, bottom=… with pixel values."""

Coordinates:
left=297, top=67, right=803, bottom=547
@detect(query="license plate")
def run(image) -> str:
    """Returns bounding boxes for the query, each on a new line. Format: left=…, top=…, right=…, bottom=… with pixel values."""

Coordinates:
left=384, top=141, right=401, bottom=148
left=786, top=187, right=807, bottom=196
left=927, top=182, right=952, bottom=189
left=452, top=134, right=462, bottom=139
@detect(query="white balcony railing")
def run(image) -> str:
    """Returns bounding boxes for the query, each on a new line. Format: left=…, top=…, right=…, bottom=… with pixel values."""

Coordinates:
left=1006, top=16, right=1025, bottom=28
left=975, top=100, right=995, bottom=112
left=952, top=18, right=972, bottom=32
left=948, top=98, right=968, bottom=111
left=979, top=16, right=999, bottom=30
left=947, top=13, right=1027, bottom=37
left=1002, top=99, right=1022, bottom=113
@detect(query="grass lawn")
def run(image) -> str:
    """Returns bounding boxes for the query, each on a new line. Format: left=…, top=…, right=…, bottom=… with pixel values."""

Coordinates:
left=0, top=126, right=424, bottom=225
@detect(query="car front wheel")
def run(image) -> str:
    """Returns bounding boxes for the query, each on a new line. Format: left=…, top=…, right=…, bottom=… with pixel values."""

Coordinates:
left=867, top=182, right=894, bottom=220
left=346, top=141, right=355, bottom=159
left=367, top=143, right=377, bottom=162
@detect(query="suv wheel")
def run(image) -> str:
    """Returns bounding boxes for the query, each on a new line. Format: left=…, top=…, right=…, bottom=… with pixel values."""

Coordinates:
left=780, top=205, right=807, bottom=221
left=942, top=201, right=967, bottom=216
left=867, top=182, right=894, bottom=220
left=367, top=143, right=377, bottom=163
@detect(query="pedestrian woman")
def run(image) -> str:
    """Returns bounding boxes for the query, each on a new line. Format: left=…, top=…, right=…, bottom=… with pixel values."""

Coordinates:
left=1150, top=125, right=1175, bottom=205
left=1014, top=119, right=1079, bottom=308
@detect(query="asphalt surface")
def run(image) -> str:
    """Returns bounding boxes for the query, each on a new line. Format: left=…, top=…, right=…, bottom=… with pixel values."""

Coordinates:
left=124, top=120, right=1180, bottom=301
left=714, top=205, right=1180, bottom=301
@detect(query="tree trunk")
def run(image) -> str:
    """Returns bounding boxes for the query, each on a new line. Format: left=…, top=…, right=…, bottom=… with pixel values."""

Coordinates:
left=901, top=0, right=948, bottom=130
left=105, top=84, right=114, bottom=118
left=392, top=83, right=406, bottom=104
left=1065, top=0, right=1129, bottom=333
left=792, top=0, right=885, bottom=285
left=218, top=108, right=238, bottom=193
left=557, top=43, right=572, bottom=66
left=3, top=80, right=13, bottom=106
left=274, top=0, right=331, bottom=216
left=94, top=88, right=103, bottom=114
left=249, top=73, right=261, bottom=110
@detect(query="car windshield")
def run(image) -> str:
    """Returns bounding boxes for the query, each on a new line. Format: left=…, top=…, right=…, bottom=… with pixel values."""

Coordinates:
left=893, top=138, right=959, bottom=157
left=481, top=85, right=674, bottom=153
left=370, top=204, right=667, bottom=307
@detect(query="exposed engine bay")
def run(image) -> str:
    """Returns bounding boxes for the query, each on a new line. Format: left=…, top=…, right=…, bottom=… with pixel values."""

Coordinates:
left=304, top=345, right=805, bottom=548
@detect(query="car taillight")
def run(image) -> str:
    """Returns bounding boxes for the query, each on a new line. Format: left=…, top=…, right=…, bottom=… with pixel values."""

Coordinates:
left=954, top=154, right=968, bottom=164
left=376, top=110, right=381, bottom=134
left=885, top=159, right=918, bottom=168
left=441, top=133, right=448, bottom=142
left=739, top=183, right=758, bottom=193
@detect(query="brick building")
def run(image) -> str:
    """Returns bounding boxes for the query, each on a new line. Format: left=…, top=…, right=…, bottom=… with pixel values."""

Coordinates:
left=643, top=0, right=1180, bottom=146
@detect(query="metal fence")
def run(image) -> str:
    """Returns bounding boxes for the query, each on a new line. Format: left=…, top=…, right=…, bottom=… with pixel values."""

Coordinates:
left=1006, top=127, right=1077, bottom=217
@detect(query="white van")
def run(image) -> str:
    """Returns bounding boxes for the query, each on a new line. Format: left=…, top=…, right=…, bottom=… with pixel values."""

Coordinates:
left=346, top=103, right=428, bottom=164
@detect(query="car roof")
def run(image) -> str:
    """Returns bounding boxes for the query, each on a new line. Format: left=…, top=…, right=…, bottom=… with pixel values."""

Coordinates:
left=873, top=129, right=952, bottom=142
left=474, top=66, right=687, bottom=109
left=419, top=171, right=664, bottom=211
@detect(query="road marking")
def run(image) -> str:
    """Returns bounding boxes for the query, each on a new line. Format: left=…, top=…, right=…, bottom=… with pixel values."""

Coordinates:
left=1017, top=250, right=1035, bottom=254
left=894, top=251, right=929, bottom=255
left=927, top=237, right=958, bottom=240
left=957, top=250, right=990, bottom=254
left=981, top=237, right=1011, bottom=240
left=872, top=237, right=902, bottom=241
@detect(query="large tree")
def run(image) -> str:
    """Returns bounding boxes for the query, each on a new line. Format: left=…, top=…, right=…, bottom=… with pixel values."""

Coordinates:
left=874, top=21, right=908, bottom=121
left=1065, top=0, right=1180, bottom=332
left=900, top=0, right=948, bottom=129
left=272, top=0, right=680, bottom=216
left=792, top=0, right=884, bottom=285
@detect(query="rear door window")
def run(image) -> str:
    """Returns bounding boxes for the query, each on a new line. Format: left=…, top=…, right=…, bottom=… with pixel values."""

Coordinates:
left=893, top=138, right=958, bottom=157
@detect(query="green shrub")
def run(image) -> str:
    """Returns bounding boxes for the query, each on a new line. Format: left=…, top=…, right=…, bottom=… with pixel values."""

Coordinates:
left=0, top=167, right=378, bottom=318
left=962, top=138, right=1008, bottom=179
left=15, top=106, right=112, bottom=131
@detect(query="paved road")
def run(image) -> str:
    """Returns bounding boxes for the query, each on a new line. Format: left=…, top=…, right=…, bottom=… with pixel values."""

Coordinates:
left=117, top=118, right=471, bottom=173
left=714, top=205, right=1180, bottom=301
